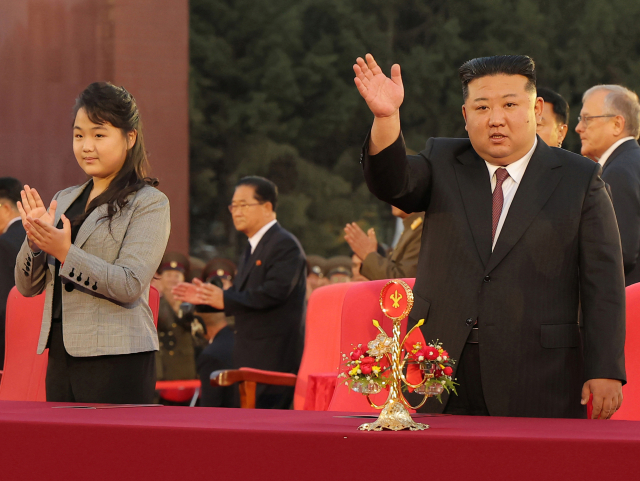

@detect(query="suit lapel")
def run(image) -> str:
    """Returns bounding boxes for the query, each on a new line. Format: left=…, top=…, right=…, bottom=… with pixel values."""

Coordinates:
left=74, top=203, right=109, bottom=248
left=234, top=222, right=280, bottom=290
left=454, top=147, right=493, bottom=268
left=484, top=141, right=563, bottom=275
left=53, top=180, right=92, bottom=226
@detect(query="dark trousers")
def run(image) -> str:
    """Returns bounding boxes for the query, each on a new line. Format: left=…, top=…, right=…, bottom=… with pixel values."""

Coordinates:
left=443, top=342, right=490, bottom=416
left=46, top=322, right=156, bottom=404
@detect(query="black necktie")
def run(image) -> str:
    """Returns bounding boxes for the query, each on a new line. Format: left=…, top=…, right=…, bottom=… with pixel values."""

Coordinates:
left=239, top=241, right=252, bottom=275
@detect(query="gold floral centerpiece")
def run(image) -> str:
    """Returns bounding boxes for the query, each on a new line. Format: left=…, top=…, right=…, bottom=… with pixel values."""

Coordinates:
left=338, top=279, right=457, bottom=431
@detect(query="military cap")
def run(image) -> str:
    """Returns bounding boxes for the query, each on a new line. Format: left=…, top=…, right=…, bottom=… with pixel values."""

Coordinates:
left=326, top=255, right=353, bottom=279
left=306, top=254, right=327, bottom=278
left=158, top=252, right=190, bottom=275
left=202, top=257, right=237, bottom=283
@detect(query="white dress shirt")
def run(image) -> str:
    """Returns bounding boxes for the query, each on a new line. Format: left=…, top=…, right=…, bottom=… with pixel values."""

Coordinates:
left=485, top=138, right=537, bottom=250
left=597, top=136, right=634, bottom=167
left=248, top=219, right=277, bottom=253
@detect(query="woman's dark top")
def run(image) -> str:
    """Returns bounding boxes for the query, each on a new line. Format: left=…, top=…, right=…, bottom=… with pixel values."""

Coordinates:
left=52, top=182, right=93, bottom=323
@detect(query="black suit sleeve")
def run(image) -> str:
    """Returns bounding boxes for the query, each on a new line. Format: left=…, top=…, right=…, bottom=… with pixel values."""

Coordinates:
left=362, top=131, right=433, bottom=213
left=223, top=237, right=305, bottom=312
left=579, top=162, right=626, bottom=383
left=603, top=161, right=640, bottom=276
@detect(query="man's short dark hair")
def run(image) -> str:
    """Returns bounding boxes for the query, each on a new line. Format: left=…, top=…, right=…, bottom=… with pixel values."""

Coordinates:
left=459, top=55, right=537, bottom=101
left=0, top=177, right=22, bottom=207
left=537, top=87, right=569, bottom=125
left=236, top=176, right=278, bottom=211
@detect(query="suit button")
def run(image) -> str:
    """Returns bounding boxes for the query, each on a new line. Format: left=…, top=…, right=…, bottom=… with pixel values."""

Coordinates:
left=483, top=275, right=491, bottom=282
left=465, top=318, right=474, bottom=326
left=65, top=283, right=75, bottom=292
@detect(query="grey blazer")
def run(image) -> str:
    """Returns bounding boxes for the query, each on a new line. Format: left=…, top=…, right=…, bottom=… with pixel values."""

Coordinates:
left=14, top=181, right=170, bottom=357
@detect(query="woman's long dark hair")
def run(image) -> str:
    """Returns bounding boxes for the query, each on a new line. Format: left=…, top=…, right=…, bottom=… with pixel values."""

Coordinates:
left=73, top=82, right=158, bottom=226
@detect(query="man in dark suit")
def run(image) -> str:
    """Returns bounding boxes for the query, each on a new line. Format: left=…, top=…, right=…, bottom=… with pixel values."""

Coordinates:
left=576, top=85, right=640, bottom=286
left=354, top=54, right=625, bottom=419
left=173, top=176, right=306, bottom=409
left=0, top=177, right=26, bottom=369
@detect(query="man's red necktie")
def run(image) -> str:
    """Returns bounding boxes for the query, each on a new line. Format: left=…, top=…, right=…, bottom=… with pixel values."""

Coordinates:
left=492, top=168, right=510, bottom=242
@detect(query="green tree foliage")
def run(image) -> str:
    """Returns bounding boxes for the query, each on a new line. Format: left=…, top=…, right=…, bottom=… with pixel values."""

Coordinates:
left=189, top=0, right=640, bottom=258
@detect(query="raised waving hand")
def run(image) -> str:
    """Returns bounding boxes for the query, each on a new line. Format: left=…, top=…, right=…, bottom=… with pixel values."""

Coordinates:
left=353, top=54, right=404, bottom=118
left=353, top=54, right=403, bottom=154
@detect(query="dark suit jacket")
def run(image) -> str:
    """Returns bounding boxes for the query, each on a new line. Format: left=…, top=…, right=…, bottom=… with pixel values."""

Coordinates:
left=197, top=325, right=238, bottom=407
left=0, top=220, right=25, bottom=369
left=601, top=139, right=640, bottom=286
left=361, top=212, right=424, bottom=280
left=224, top=221, right=306, bottom=376
left=362, top=133, right=626, bottom=418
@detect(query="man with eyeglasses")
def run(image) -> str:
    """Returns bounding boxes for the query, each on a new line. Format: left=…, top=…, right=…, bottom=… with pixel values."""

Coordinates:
left=577, top=85, right=640, bottom=285
left=173, top=176, right=307, bottom=409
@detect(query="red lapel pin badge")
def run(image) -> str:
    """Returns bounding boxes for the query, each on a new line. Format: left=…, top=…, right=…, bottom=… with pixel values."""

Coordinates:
left=256, top=260, right=262, bottom=266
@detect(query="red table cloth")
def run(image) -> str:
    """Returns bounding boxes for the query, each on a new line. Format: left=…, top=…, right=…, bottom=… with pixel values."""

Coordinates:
left=0, top=401, right=639, bottom=481
left=303, top=372, right=337, bottom=410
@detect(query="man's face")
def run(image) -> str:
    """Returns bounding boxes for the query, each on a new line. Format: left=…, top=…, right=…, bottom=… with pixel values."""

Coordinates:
left=160, top=270, right=184, bottom=296
left=537, top=101, right=568, bottom=147
left=575, top=90, right=619, bottom=161
left=462, top=74, right=542, bottom=166
left=0, top=201, right=16, bottom=233
left=230, top=185, right=272, bottom=237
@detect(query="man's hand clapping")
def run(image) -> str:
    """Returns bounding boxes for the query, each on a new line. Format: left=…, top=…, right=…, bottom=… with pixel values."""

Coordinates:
left=172, top=278, right=225, bottom=310
left=344, top=222, right=378, bottom=261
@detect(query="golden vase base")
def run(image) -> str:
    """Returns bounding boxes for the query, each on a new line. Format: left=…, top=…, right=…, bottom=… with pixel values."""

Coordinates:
left=358, top=399, right=429, bottom=431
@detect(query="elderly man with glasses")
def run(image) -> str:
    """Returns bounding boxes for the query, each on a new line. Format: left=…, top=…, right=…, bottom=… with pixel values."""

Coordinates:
left=173, top=176, right=307, bottom=409
left=577, top=85, right=640, bottom=285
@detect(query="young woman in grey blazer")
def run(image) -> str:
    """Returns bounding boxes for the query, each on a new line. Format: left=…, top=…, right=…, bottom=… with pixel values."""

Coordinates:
left=14, top=82, right=170, bottom=404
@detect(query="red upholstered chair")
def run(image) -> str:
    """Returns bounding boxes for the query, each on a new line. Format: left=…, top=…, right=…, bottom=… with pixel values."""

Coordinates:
left=0, top=287, right=48, bottom=401
left=0, top=286, right=161, bottom=402
left=611, top=282, right=640, bottom=420
left=327, top=279, right=415, bottom=412
left=211, top=282, right=354, bottom=409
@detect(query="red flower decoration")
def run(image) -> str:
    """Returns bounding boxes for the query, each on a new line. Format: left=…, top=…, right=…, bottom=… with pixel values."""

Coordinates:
left=361, top=364, right=373, bottom=375
left=360, top=356, right=375, bottom=366
left=350, top=348, right=365, bottom=360
left=434, top=369, right=443, bottom=378
left=444, top=366, right=453, bottom=376
left=425, top=347, right=439, bottom=360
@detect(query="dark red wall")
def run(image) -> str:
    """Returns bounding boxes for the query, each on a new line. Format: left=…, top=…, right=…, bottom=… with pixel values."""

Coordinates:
left=0, top=0, right=189, bottom=253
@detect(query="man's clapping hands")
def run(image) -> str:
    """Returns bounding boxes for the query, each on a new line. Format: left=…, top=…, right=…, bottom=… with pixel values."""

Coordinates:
left=172, top=278, right=225, bottom=310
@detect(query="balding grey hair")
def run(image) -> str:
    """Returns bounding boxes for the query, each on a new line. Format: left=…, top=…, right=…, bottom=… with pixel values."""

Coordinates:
left=583, top=85, right=640, bottom=139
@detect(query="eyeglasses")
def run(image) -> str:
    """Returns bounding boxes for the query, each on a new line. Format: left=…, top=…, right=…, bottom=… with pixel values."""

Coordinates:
left=228, top=202, right=263, bottom=213
left=577, top=115, right=615, bottom=127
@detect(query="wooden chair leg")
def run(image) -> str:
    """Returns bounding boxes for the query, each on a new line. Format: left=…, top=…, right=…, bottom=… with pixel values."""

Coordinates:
left=239, top=381, right=257, bottom=409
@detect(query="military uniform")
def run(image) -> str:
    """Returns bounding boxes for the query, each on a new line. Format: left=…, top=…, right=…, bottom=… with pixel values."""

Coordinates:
left=155, top=253, right=197, bottom=381
left=361, top=212, right=424, bottom=280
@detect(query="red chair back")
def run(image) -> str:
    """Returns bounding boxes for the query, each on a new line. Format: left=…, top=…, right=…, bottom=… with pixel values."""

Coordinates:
left=149, top=285, right=160, bottom=328
left=328, top=279, right=415, bottom=412
left=294, top=282, right=354, bottom=410
left=0, top=287, right=48, bottom=401
left=0, top=286, right=161, bottom=402
left=613, top=282, right=640, bottom=420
